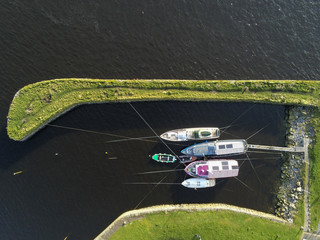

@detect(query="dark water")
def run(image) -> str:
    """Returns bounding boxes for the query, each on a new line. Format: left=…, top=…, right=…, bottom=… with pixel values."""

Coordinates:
left=1, top=1, right=319, bottom=239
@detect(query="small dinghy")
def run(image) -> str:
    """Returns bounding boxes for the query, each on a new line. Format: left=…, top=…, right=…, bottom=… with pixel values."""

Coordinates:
left=152, top=153, right=177, bottom=163
left=160, top=127, right=220, bottom=142
left=178, top=155, right=197, bottom=163
left=181, top=178, right=216, bottom=189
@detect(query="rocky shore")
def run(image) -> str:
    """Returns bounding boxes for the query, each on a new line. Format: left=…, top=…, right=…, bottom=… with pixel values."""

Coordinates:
left=275, top=106, right=315, bottom=225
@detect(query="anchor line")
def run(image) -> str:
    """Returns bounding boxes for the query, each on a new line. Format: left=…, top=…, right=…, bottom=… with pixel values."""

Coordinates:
left=104, top=137, right=189, bottom=147
left=246, top=153, right=262, bottom=184
left=125, top=182, right=181, bottom=185
left=221, top=104, right=256, bottom=135
left=127, top=102, right=191, bottom=208
left=128, top=102, right=180, bottom=160
left=104, top=136, right=158, bottom=143
left=47, top=124, right=158, bottom=144
left=133, top=175, right=167, bottom=209
left=221, top=130, right=242, bottom=139
left=234, top=177, right=254, bottom=191
left=134, top=169, right=184, bottom=175
left=246, top=122, right=271, bottom=141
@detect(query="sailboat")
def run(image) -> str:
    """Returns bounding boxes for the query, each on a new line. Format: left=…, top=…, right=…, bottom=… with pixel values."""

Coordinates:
left=160, top=127, right=220, bottom=142
left=181, top=139, right=247, bottom=157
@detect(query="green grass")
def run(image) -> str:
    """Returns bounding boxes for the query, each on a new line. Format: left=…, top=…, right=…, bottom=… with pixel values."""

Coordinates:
left=109, top=211, right=301, bottom=240
left=6, top=79, right=320, bottom=141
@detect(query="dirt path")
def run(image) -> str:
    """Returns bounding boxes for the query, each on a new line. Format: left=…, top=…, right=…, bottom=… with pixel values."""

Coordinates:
left=303, top=137, right=310, bottom=233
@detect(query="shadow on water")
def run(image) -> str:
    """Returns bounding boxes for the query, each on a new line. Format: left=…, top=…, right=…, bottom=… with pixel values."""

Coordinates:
left=0, top=126, right=48, bottom=169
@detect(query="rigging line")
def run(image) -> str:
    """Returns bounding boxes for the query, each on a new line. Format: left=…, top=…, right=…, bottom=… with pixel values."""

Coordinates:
left=125, top=182, right=181, bottom=185
left=220, top=104, right=256, bottom=135
left=219, top=123, right=243, bottom=129
left=132, top=161, right=184, bottom=209
left=133, top=175, right=167, bottom=209
left=239, top=160, right=246, bottom=169
left=246, top=153, right=262, bottom=184
left=234, top=177, right=254, bottom=191
left=104, top=138, right=189, bottom=147
left=128, top=102, right=180, bottom=160
left=104, top=136, right=159, bottom=143
left=47, top=124, right=157, bottom=143
left=246, top=123, right=271, bottom=141
left=134, top=169, right=184, bottom=175
left=221, top=130, right=242, bottom=139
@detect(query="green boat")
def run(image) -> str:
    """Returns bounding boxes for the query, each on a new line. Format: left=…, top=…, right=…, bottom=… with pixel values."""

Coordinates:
left=152, top=153, right=177, bottom=163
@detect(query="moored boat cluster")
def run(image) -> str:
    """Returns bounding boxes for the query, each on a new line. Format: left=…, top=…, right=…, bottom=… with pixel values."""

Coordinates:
left=151, top=127, right=247, bottom=189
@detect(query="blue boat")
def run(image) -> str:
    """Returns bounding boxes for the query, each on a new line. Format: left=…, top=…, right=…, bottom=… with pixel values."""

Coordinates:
left=181, top=139, right=247, bottom=157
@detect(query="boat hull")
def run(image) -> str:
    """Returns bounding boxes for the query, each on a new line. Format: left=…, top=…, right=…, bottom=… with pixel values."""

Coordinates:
left=181, top=139, right=247, bottom=157
left=178, top=155, right=197, bottom=163
left=152, top=153, right=177, bottom=163
left=160, top=127, right=220, bottom=142
left=181, top=178, right=216, bottom=189
left=185, top=159, right=239, bottom=179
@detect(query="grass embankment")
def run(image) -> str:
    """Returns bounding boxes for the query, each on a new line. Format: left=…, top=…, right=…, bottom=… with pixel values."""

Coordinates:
left=7, top=79, right=320, bottom=141
left=108, top=210, right=300, bottom=240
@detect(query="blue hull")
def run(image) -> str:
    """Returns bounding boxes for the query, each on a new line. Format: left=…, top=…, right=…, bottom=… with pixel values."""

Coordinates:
left=181, top=139, right=247, bottom=157
left=181, top=141, right=216, bottom=156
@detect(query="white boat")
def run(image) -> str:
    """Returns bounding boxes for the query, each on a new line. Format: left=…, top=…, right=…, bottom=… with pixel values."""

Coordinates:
left=185, top=159, right=239, bottom=179
left=160, top=127, right=220, bottom=142
left=181, top=178, right=216, bottom=189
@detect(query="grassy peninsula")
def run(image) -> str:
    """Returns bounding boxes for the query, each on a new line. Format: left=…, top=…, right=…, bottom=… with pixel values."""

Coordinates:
left=7, top=79, right=320, bottom=238
left=6, top=79, right=320, bottom=141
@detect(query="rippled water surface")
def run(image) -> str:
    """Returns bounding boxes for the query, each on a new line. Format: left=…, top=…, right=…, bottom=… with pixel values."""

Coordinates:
left=1, top=1, right=319, bottom=239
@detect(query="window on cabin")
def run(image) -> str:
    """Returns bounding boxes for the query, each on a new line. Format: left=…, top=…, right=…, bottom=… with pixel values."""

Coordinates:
left=219, top=145, right=225, bottom=149
left=226, top=144, right=233, bottom=148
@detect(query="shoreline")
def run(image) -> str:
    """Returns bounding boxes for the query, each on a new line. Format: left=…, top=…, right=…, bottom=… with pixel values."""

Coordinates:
left=95, top=203, right=287, bottom=240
